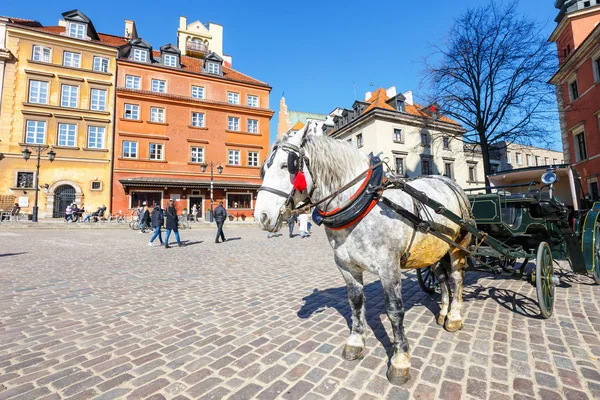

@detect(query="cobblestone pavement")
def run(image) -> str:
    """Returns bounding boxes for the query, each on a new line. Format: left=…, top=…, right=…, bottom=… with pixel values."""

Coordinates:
left=0, top=226, right=599, bottom=400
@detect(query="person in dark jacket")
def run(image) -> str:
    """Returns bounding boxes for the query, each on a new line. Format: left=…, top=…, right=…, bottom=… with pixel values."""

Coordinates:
left=139, top=205, right=151, bottom=233
left=164, top=200, right=183, bottom=248
left=148, top=205, right=164, bottom=246
left=288, top=213, right=298, bottom=238
left=213, top=201, right=227, bottom=243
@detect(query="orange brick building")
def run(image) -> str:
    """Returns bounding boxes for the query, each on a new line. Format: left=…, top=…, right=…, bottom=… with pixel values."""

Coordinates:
left=550, top=2, right=600, bottom=199
left=112, top=33, right=273, bottom=218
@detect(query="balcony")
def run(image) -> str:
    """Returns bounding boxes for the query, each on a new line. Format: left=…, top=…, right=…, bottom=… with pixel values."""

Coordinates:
left=186, top=41, right=209, bottom=56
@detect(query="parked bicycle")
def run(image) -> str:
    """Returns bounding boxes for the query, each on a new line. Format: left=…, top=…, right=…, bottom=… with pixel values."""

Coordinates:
left=108, top=210, right=127, bottom=223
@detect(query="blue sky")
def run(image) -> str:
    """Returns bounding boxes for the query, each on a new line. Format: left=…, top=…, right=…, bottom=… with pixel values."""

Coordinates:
left=3, top=0, right=561, bottom=147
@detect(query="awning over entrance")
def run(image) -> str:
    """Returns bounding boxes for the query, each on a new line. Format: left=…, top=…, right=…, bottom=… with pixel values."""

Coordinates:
left=119, top=177, right=261, bottom=191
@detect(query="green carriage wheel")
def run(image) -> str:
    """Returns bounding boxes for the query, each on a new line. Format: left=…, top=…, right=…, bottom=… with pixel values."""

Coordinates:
left=417, top=265, right=438, bottom=294
left=535, top=241, right=555, bottom=319
left=593, top=223, right=600, bottom=285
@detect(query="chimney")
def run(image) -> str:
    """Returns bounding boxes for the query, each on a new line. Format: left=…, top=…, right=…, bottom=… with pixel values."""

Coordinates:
left=403, top=90, right=414, bottom=106
left=364, top=91, right=372, bottom=101
left=58, top=19, right=66, bottom=27
left=179, top=16, right=187, bottom=30
left=386, top=86, right=397, bottom=97
left=124, top=20, right=137, bottom=39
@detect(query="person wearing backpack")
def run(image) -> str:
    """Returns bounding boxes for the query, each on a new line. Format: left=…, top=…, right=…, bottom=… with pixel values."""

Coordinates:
left=148, top=204, right=164, bottom=247
left=164, top=200, right=183, bottom=248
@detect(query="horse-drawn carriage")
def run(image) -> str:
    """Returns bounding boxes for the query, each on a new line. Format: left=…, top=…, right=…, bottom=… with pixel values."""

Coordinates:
left=417, top=164, right=600, bottom=318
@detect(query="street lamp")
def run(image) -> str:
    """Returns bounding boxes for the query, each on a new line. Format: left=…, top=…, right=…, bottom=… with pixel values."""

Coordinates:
left=22, top=145, right=56, bottom=222
left=200, top=161, right=223, bottom=222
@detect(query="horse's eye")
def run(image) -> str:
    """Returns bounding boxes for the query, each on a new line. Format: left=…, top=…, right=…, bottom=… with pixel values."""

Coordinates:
left=281, top=163, right=288, bottom=170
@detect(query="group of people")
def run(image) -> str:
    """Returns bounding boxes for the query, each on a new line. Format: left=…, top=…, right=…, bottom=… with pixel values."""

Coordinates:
left=65, top=204, right=106, bottom=223
left=268, top=209, right=311, bottom=239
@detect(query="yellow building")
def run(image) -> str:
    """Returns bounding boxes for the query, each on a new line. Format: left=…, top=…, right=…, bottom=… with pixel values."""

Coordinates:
left=0, top=10, right=128, bottom=218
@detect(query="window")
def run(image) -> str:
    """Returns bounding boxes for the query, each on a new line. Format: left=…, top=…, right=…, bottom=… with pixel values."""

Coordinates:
left=228, top=117, right=240, bottom=131
left=93, top=56, right=109, bottom=72
left=125, top=75, right=141, bottom=89
left=149, top=143, right=164, bottom=160
left=591, top=182, right=599, bottom=201
left=393, top=129, right=402, bottom=143
left=61, top=85, right=79, bottom=108
left=25, top=120, right=46, bottom=144
left=90, top=89, right=107, bottom=111
left=526, top=154, right=532, bottom=166
left=248, top=119, right=258, bottom=133
left=150, top=107, right=165, bottom=123
left=357, top=133, right=363, bottom=148
left=574, top=131, right=587, bottom=162
left=28, top=80, right=49, bottom=104
left=553, top=158, right=558, bottom=164
left=228, top=149, right=241, bottom=165
left=516, top=153, right=522, bottom=165
left=506, top=152, right=512, bottom=164
left=443, top=137, right=450, bottom=150
left=421, top=159, right=431, bottom=175
left=227, top=193, right=252, bottom=209
left=133, top=49, right=148, bottom=62
left=190, top=147, right=204, bottom=163
left=130, top=192, right=162, bottom=208
left=191, top=112, right=205, bottom=127
left=124, top=104, right=140, bottom=120
left=469, top=166, right=477, bottom=182
left=545, top=157, right=550, bottom=165
left=228, top=92, right=240, bottom=104
left=535, top=156, right=541, bottom=166
left=91, top=181, right=102, bottom=191
left=421, top=131, right=429, bottom=146
left=17, top=172, right=34, bottom=188
left=207, top=62, right=220, bottom=74
left=594, top=55, right=600, bottom=83
left=164, top=54, right=177, bottom=67
left=192, top=86, right=204, bottom=99
left=63, top=51, right=81, bottom=68
left=122, top=141, right=137, bottom=158
left=248, top=95, right=259, bottom=107
left=444, top=162, right=453, bottom=179
left=68, top=22, right=86, bottom=39
left=57, top=123, right=76, bottom=147
left=569, top=79, right=579, bottom=102
left=87, top=126, right=105, bottom=149
left=151, top=79, right=166, bottom=93
left=395, top=158, right=404, bottom=175
left=32, top=46, right=51, bottom=62
left=248, top=151, right=259, bottom=167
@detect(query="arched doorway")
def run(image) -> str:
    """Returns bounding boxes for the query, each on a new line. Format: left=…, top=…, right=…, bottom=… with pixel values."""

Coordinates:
left=53, top=185, right=76, bottom=218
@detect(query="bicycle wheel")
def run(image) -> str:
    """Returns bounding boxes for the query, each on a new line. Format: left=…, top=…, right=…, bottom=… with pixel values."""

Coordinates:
left=180, top=219, right=190, bottom=229
left=129, top=220, right=140, bottom=230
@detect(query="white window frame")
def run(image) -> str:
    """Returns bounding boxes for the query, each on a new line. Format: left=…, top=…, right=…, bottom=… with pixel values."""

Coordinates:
left=526, top=154, right=532, bottom=166
left=228, top=92, right=240, bottom=104
left=133, top=48, right=148, bottom=62
left=247, top=95, right=259, bottom=107
left=151, top=79, right=166, bottom=93
left=568, top=77, right=579, bottom=102
left=87, top=126, right=105, bottom=149
left=57, top=123, right=77, bottom=147
left=68, top=22, right=86, bottom=39
left=28, top=80, right=49, bottom=104
left=394, top=157, right=404, bottom=175
left=393, top=128, right=402, bottom=143
left=191, top=112, right=205, bottom=127
left=247, top=119, right=258, bottom=133
left=150, top=107, right=165, bottom=123
left=535, top=156, right=541, bottom=166
left=190, top=147, right=204, bottom=163
left=226, top=192, right=253, bottom=209
left=506, top=151, right=512, bottom=164
left=164, top=54, right=177, bottom=67
left=516, top=153, right=522, bottom=165
left=125, top=75, right=141, bottom=89
left=593, top=50, right=600, bottom=83
left=228, top=116, right=240, bottom=131
left=93, top=56, right=109, bottom=73
left=444, top=162, right=454, bottom=179
left=122, top=141, right=138, bottom=158
left=61, top=84, right=79, bottom=108
left=16, top=171, right=35, bottom=189
left=191, top=86, right=205, bottom=99
left=469, top=165, right=477, bottom=182
left=32, top=45, right=51, bottom=63
left=124, top=104, right=140, bottom=120
left=90, top=88, right=107, bottom=111
left=63, top=51, right=81, bottom=68
left=207, top=61, right=220, bottom=74
left=149, top=143, right=164, bottom=160
left=228, top=149, right=241, bottom=165
left=25, top=120, right=46, bottom=144
left=91, top=181, right=103, bottom=191
left=545, top=157, right=550, bottom=165
left=356, top=133, right=363, bottom=148
left=248, top=151, right=259, bottom=167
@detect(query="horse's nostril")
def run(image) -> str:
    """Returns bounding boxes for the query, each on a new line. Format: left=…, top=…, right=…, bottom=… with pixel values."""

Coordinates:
left=260, top=213, right=269, bottom=225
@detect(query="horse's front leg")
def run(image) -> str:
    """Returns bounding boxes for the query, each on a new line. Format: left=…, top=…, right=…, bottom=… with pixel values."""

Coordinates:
left=337, top=263, right=367, bottom=361
left=380, top=268, right=411, bottom=385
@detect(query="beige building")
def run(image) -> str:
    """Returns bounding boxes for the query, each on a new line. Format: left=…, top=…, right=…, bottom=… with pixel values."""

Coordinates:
left=495, top=141, right=565, bottom=171
left=176, top=16, right=232, bottom=66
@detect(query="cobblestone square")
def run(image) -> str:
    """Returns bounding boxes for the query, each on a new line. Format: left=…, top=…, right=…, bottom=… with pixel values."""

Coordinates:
left=0, top=226, right=599, bottom=399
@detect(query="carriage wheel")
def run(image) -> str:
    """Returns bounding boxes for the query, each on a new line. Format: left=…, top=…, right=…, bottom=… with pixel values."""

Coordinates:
left=535, top=241, right=555, bottom=319
left=593, top=223, right=600, bottom=285
left=417, top=266, right=438, bottom=294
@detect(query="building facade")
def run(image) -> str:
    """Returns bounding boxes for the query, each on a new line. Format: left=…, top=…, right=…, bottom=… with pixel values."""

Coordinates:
left=0, top=10, right=127, bottom=218
left=277, top=96, right=327, bottom=138
left=549, top=2, right=600, bottom=199
left=112, top=35, right=273, bottom=218
left=493, top=141, right=565, bottom=172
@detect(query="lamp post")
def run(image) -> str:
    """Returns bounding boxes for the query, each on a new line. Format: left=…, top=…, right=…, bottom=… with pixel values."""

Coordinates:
left=200, top=162, right=223, bottom=222
left=22, top=145, right=56, bottom=222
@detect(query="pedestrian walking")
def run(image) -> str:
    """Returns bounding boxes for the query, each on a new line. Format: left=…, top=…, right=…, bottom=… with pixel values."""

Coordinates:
left=148, top=204, right=164, bottom=246
left=164, top=200, right=183, bottom=248
left=288, top=213, right=298, bottom=238
left=214, top=201, right=227, bottom=243
left=191, top=204, right=198, bottom=222
left=139, top=205, right=150, bottom=233
left=299, top=211, right=310, bottom=238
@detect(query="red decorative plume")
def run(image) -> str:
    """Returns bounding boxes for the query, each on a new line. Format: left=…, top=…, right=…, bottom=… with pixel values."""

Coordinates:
left=430, top=105, right=437, bottom=113
left=293, top=171, right=308, bottom=192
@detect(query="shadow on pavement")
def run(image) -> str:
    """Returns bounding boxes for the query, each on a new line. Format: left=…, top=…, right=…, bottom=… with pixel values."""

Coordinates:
left=0, top=252, right=28, bottom=258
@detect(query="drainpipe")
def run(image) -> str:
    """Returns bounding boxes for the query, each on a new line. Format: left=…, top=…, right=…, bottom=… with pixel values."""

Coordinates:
left=109, top=58, right=118, bottom=214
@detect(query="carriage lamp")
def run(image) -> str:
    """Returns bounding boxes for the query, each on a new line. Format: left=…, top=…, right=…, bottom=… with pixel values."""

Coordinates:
left=541, top=171, right=557, bottom=185
left=21, top=148, right=31, bottom=161
left=47, top=149, right=56, bottom=162
left=217, top=165, right=224, bottom=174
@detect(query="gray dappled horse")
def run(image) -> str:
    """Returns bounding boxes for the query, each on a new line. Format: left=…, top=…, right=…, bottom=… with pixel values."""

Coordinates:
left=254, top=122, right=472, bottom=384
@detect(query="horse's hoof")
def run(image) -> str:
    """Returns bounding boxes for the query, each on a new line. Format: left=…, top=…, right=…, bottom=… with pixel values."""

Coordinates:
left=437, top=314, right=446, bottom=326
left=342, top=345, right=363, bottom=361
left=387, top=366, right=411, bottom=385
left=445, top=319, right=463, bottom=332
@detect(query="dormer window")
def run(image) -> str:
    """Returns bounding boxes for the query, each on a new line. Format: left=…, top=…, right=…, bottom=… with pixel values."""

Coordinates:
left=164, top=54, right=177, bottom=67
left=207, top=62, right=220, bottom=74
left=133, top=49, right=148, bottom=62
left=68, top=22, right=86, bottom=39
left=396, top=101, right=404, bottom=112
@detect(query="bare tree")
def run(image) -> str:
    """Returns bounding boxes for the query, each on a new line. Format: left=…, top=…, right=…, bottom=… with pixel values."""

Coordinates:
left=423, top=0, right=557, bottom=187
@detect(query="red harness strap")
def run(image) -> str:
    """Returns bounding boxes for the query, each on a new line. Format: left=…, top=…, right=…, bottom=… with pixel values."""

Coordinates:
left=318, top=169, right=373, bottom=217
left=327, top=198, right=380, bottom=231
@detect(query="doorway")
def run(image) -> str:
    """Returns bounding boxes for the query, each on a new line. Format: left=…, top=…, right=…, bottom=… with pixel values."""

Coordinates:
left=53, top=184, right=76, bottom=218
left=188, top=196, right=204, bottom=221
